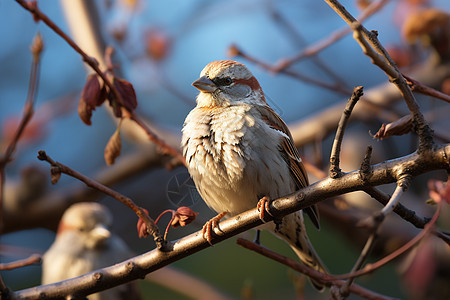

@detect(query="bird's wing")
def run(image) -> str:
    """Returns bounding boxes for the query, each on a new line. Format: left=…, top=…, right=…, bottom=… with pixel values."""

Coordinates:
left=259, top=105, right=320, bottom=229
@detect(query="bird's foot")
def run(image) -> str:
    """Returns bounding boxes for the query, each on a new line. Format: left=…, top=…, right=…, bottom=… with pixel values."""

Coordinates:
left=257, top=196, right=274, bottom=222
left=253, top=229, right=261, bottom=245
left=202, top=212, right=227, bottom=245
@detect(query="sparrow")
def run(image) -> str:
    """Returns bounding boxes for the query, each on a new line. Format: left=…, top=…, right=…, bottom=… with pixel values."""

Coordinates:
left=181, top=60, right=327, bottom=290
left=42, top=202, right=142, bottom=300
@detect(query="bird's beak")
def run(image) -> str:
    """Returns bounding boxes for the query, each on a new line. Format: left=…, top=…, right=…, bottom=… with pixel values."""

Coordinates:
left=87, top=224, right=111, bottom=249
left=192, top=76, right=217, bottom=93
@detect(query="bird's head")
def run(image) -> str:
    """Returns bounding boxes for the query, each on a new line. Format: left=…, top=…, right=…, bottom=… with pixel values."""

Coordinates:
left=57, top=202, right=113, bottom=249
left=193, top=60, right=266, bottom=107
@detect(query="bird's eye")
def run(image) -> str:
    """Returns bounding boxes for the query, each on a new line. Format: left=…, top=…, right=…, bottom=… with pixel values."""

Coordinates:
left=224, top=77, right=232, bottom=85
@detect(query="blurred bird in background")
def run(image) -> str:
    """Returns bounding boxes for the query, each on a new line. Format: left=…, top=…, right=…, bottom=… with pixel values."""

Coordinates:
left=42, top=202, right=141, bottom=300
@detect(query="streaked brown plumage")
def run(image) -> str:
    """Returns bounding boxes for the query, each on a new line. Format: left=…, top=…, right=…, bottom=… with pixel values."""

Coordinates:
left=182, top=60, right=327, bottom=290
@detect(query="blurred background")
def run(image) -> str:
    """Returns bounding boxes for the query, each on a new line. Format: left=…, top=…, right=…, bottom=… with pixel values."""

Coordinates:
left=0, top=0, right=449, bottom=299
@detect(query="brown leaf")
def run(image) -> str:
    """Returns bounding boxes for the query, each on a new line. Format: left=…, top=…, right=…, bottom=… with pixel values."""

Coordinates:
left=136, top=208, right=150, bottom=238
left=227, top=44, right=241, bottom=58
left=373, top=115, right=413, bottom=140
left=356, top=0, right=371, bottom=11
left=82, top=75, right=104, bottom=107
left=50, top=166, right=61, bottom=184
left=402, top=9, right=450, bottom=42
left=78, top=75, right=105, bottom=125
left=428, top=178, right=450, bottom=204
left=145, top=29, right=171, bottom=61
left=386, top=45, right=413, bottom=68
left=170, top=207, right=199, bottom=228
left=78, top=97, right=93, bottom=126
left=111, top=25, right=127, bottom=42
left=113, top=77, right=137, bottom=113
left=104, top=129, right=121, bottom=166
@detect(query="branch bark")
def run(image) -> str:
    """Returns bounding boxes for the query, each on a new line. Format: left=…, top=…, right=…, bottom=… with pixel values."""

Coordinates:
left=10, top=143, right=449, bottom=299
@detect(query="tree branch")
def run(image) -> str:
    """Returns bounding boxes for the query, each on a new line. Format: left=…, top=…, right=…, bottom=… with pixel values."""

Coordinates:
left=236, top=239, right=398, bottom=300
left=323, top=0, right=434, bottom=152
left=36, top=151, right=163, bottom=248
left=329, top=86, right=364, bottom=178
left=10, top=144, right=449, bottom=299
left=0, top=254, right=41, bottom=271
left=274, top=0, right=392, bottom=72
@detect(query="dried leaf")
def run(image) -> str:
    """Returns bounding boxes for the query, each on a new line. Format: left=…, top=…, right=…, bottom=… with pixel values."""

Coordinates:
left=356, top=0, right=372, bottom=11
left=428, top=178, right=450, bottom=204
left=145, top=29, right=171, bottom=61
left=136, top=208, right=150, bottom=238
left=386, top=45, right=413, bottom=68
left=113, top=77, right=137, bottom=113
left=373, top=115, right=413, bottom=140
left=50, top=166, right=61, bottom=184
left=227, top=44, right=240, bottom=58
left=78, top=75, right=105, bottom=125
left=402, top=9, right=450, bottom=42
left=111, top=25, right=127, bottom=42
left=171, top=206, right=199, bottom=228
left=78, top=97, right=93, bottom=126
left=104, top=129, right=122, bottom=166
left=82, top=75, right=104, bottom=107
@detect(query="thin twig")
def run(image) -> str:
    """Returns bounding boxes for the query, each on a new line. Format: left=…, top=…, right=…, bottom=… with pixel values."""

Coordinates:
left=129, top=112, right=186, bottom=166
left=230, top=45, right=352, bottom=95
left=329, top=86, right=364, bottom=178
left=0, top=254, right=41, bottom=271
left=236, top=239, right=397, bottom=300
left=332, top=199, right=443, bottom=280
left=0, top=32, right=42, bottom=296
left=14, top=0, right=124, bottom=109
left=339, top=183, right=408, bottom=298
left=403, top=74, right=450, bottom=104
left=11, top=144, right=449, bottom=299
left=304, top=160, right=450, bottom=245
left=36, top=150, right=163, bottom=248
left=267, top=3, right=348, bottom=87
left=274, top=0, right=392, bottom=71
left=16, top=0, right=185, bottom=165
left=323, top=0, right=434, bottom=152
left=380, top=180, right=408, bottom=215
left=363, top=187, right=431, bottom=228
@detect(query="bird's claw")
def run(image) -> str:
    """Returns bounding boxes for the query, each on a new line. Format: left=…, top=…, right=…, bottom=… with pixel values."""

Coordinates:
left=202, top=212, right=227, bottom=245
left=257, top=196, right=273, bottom=223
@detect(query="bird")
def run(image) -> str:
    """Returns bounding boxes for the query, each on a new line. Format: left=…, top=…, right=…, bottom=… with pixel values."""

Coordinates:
left=181, top=60, right=327, bottom=290
left=42, top=202, right=142, bottom=300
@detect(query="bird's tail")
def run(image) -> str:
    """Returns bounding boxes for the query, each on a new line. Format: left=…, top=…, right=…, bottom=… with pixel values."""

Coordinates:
left=272, top=211, right=327, bottom=291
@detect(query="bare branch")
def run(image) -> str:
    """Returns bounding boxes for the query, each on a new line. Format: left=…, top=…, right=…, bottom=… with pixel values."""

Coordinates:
left=36, top=151, right=163, bottom=248
left=331, top=199, right=444, bottom=280
left=323, top=0, right=434, bottom=152
left=0, top=32, right=42, bottom=296
left=274, top=0, right=392, bottom=71
left=329, top=86, right=364, bottom=178
left=403, top=74, right=450, bottom=104
left=0, top=254, right=41, bottom=271
left=236, top=239, right=398, bottom=300
left=339, top=182, right=409, bottom=298
left=11, top=144, right=449, bottom=299
left=228, top=44, right=352, bottom=95
left=15, top=0, right=185, bottom=165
